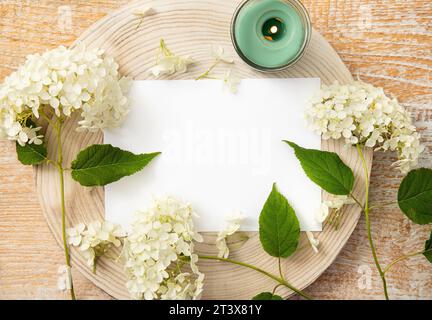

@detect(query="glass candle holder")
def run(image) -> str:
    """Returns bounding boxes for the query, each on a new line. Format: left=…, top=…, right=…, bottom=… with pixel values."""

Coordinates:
left=231, top=0, right=312, bottom=71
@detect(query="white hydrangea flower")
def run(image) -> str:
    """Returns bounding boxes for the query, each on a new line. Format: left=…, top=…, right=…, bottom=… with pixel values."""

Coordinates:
left=222, top=70, right=241, bottom=94
left=57, top=265, right=72, bottom=291
left=216, top=211, right=245, bottom=259
left=195, top=45, right=240, bottom=94
left=17, top=125, right=43, bottom=146
left=66, top=222, right=85, bottom=246
left=67, top=221, right=126, bottom=272
left=316, top=195, right=356, bottom=223
left=133, top=7, right=157, bottom=29
left=0, top=44, right=131, bottom=145
left=123, top=196, right=204, bottom=300
left=149, top=39, right=193, bottom=77
left=317, top=203, right=330, bottom=223
left=306, top=81, right=424, bottom=173
left=133, top=7, right=156, bottom=17
left=211, top=45, right=234, bottom=64
left=305, top=231, right=319, bottom=254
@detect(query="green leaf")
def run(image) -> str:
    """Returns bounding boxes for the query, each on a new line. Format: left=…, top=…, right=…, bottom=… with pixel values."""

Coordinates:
left=16, top=142, right=47, bottom=165
left=284, top=140, right=354, bottom=195
left=424, top=232, right=432, bottom=263
left=259, top=183, right=300, bottom=258
left=398, top=168, right=432, bottom=225
left=71, top=144, right=160, bottom=186
left=252, top=292, right=283, bottom=300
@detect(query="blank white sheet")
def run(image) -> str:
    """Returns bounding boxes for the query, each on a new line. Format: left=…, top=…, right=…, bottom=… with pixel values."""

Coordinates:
left=105, top=79, right=321, bottom=231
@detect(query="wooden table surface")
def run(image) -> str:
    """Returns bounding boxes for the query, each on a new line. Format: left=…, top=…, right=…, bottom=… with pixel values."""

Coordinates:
left=0, top=0, right=431, bottom=300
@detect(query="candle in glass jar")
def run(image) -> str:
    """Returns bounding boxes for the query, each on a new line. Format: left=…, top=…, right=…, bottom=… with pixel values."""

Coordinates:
left=231, top=0, right=311, bottom=71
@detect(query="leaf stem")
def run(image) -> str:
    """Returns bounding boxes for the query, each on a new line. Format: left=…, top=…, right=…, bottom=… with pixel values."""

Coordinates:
left=348, top=192, right=364, bottom=210
left=39, top=109, right=57, bottom=129
left=160, top=38, right=173, bottom=56
left=135, top=15, right=145, bottom=30
left=195, top=60, right=220, bottom=80
left=356, top=144, right=389, bottom=300
left=278, top=257, right=285, bottom=281
left=198, top=255, right=312, bottom=300
left=53, top=116, right=76, bottom=300
left=383, top=249, right=432, bottom=274
left=272, top=283, right=283, bottom=295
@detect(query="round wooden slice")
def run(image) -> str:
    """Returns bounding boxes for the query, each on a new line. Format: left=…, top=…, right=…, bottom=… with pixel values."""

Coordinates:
left=35, top=0, right=372, bottom=299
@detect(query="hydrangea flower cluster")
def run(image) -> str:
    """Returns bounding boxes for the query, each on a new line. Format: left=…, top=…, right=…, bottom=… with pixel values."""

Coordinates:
left=216, top=211, right=245, bottom=258
left=67, top=221, right=126, bottom=272
left=0, top=45, right=131, bottom=145
left=123, top=196, right=204, bottom=300
left=306, top=81, right=424, bottom=173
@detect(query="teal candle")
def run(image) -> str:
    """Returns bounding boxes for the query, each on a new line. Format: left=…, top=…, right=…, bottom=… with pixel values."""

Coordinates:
left=231, top=0, right=311, bottom=71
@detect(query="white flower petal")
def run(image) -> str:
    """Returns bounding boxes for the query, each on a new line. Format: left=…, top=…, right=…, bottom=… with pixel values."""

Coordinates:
left=215, top=211, right=244, bottom=258
left=211, top=45, right=234, bottom=64
left=133, top=7, right=156, bottom=17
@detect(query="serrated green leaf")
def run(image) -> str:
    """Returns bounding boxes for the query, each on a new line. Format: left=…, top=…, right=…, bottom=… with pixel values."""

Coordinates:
left=424, top=232, right=432, bottom=263
left=252, top=292, right=283, bottom=300
left=398, top=168, right=432, bottom=225
left=284, top=140, right=354, bottom=195
left=16, top=142, right=47, bottom=165
left=71, top=144, right=160, bottom=186
left=259, top=183, right=300, bottom=258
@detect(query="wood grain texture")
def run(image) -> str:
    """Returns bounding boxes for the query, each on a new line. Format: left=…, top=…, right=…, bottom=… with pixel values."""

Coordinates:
left=36, top=0, right=371, bottom=300
left=0, top=0, right=431, bottom=300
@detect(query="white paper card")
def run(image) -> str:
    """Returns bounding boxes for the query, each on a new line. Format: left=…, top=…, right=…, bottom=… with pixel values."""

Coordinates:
left=105, top=79, right=321, bottom=231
